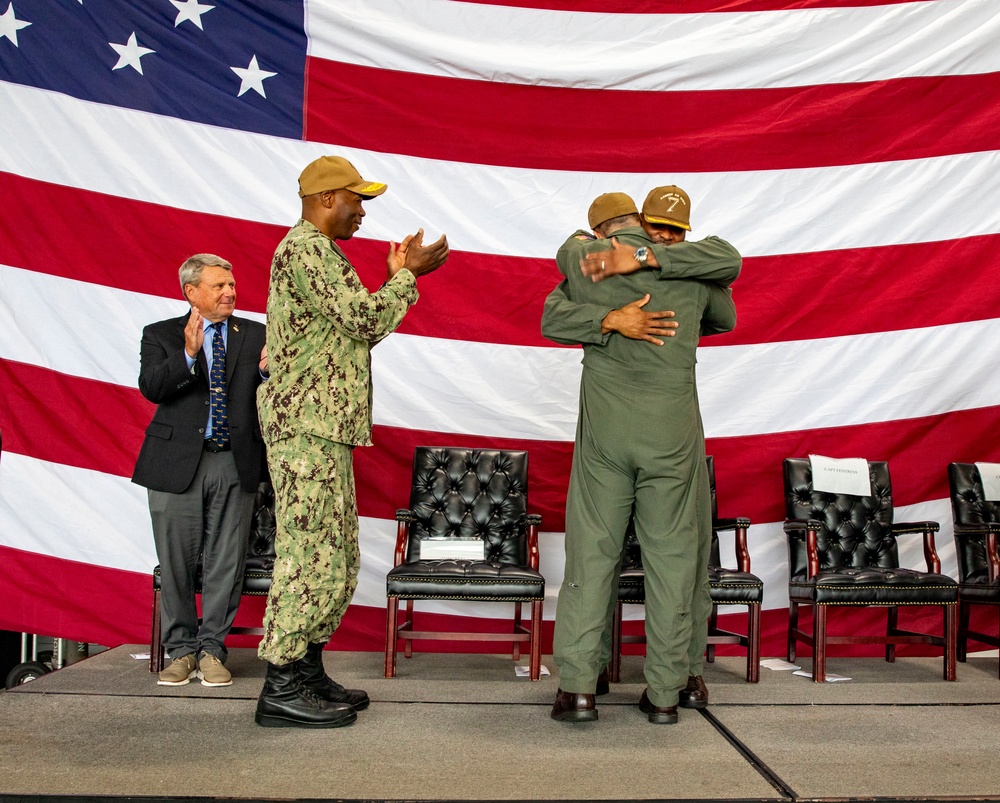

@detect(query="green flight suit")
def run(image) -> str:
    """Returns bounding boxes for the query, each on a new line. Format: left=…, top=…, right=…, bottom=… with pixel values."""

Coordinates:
left=542, top=227, right=739, bottom=707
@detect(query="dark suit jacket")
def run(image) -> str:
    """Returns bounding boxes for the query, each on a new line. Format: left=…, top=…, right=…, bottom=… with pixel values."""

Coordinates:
left=132, top=312, right=266, bottom=494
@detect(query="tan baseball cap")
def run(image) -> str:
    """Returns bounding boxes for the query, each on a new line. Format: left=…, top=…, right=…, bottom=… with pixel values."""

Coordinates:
left=587, top=192, right=639, bottom=229
left=642, top=185, right=692, bottom=230
left=297, top=155, right=388, bottom=199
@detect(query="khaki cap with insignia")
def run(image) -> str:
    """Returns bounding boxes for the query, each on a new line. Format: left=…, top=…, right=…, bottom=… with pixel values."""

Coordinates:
left=642, top=185, right=692, bottom=230
left=587, top=192, right=639, bottom=229
left=297, top=155, right=388, bottom=199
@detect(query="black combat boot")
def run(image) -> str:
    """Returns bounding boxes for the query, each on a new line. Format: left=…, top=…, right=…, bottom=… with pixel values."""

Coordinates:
left=255, top=660, right=357, bottom=728
left=298, top=642, right=370, bottom=711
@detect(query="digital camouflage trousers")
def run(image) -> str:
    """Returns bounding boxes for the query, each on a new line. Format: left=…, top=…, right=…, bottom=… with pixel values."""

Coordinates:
left=258, top=433, right=360, bottom=665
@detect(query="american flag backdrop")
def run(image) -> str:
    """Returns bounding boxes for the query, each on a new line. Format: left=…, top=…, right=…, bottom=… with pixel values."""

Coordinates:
left=1, top=0, right=999, bottom=656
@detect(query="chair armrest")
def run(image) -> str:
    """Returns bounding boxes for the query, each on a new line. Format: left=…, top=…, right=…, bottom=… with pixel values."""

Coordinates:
left=784, top=518, right=822, bottom=578
left=955, top=523, right=1000, bottom=535
left=714, top=517, right=752, bottom=571
left=526, top=513, right=542, bottom=570
left=393, top=509, right=414, bottom=567
left=955, top=525, right=1000, bottom=582
left=892, top=520, right=940, bottom=534
left=892, top=520, right=942, bottom=573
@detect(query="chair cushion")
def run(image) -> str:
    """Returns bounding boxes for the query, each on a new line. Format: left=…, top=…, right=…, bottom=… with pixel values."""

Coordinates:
left=957, top=578, right=1000, bottom=604
left=242, top=556, right=275, bottom=595
left=617, top=567, right=646, bottom=603
left=386, top=560, right=544, bottom=600
left=789, top=567, right=958, bottom=605
left=708, top=567, right=764, bottom=603
left=618, top=566, right=764, bottom=604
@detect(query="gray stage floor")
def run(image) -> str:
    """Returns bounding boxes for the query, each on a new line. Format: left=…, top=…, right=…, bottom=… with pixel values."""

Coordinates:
left=1, top=646, right=999, bottom=802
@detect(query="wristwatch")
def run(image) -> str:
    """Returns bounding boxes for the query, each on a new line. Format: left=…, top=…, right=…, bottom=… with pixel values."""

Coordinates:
left=634, top=246, right=649, bottom=268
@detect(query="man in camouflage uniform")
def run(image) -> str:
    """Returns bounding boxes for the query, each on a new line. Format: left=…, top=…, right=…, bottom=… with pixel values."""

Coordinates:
left=255, top=155, right=449, bottom=728
left=542, top=190, right=740, bottom=724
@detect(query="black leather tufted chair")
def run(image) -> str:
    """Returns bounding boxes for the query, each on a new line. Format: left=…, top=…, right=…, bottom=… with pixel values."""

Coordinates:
left=784, top=457, right=957, bottom=682
left=947, top=462, right=1000, bottom=677
left=609, top=456, right=762, bottom=683
left=384, top=447, right=544, bottom=680
left=149, top=481, right=276, bottom=672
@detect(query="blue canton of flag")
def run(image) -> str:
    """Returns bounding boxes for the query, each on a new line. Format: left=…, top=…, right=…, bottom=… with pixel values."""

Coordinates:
left=0, top=0, right=306, bottom=138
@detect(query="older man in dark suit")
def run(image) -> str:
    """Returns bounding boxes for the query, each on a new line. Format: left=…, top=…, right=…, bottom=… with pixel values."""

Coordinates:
left=133, top=253, right=267, bottom=687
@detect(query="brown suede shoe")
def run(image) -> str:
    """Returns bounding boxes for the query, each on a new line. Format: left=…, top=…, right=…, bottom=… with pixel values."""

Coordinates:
left=551, top=689, right=598, bottom=722
left=678, top=675, right=708, bottom=709
left=157, top=653, right=197, bottom=686
left=639, top=689, right=678, bottom=724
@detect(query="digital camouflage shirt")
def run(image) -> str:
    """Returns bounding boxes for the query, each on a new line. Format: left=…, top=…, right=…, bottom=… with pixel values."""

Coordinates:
left=257, top=218, right=418, bottom=447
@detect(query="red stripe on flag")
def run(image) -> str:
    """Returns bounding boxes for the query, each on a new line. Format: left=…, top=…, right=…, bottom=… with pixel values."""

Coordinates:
left=305, top=62, right=1000, bottom=172
left=0, top=545, right=151, bottom=647
left=0, top=173, right=283, bottom=313
left=708, top=409, right=1000, bottom=526
left=359, top=411, right=1000, bottom=531
left=0, top=359, right=152, bottom=477
left=718, top=235, right=1000, bottom=346
left=4, top=175, right=1000, bottom=349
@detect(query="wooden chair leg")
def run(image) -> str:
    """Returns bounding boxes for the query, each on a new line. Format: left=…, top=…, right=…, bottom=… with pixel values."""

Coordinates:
left=787, top=600, right=798, bottom=662
left=812, top=605, right=827, bottom=682
left=886, top=606, right=898, bottom=663
left=384, top=597, right=399, bottom=678
left=747, top=602, right=761, bottom=683
left=512, top=601, right=523, bottom=661
left=957, top=599, right=970, bottom=662
left=609, top=601, right=623, bottom=683
left=944, top=603, right=957, bottom=681
left=403, top=600, right=414, bottom=659
left=150, top=588, right=163, bottom=673
left=529, top=599, right=543, bottom=681
left=706, top=603, right=718, bottom=664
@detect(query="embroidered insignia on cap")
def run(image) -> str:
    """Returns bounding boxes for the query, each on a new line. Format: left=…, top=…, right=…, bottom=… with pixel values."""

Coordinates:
left=658, top=192, right=687, bottom=212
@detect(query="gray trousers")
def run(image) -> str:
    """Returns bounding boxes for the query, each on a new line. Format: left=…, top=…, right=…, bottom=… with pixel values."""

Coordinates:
left=149, top=450, right=255, bottom=662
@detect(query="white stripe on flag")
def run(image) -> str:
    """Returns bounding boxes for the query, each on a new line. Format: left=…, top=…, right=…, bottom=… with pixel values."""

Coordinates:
left=307, top=0, right=1000, bottom=90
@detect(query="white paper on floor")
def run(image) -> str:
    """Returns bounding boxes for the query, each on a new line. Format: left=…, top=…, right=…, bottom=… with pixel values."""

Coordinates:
left=793, top=670, right=851, bottom=681
left=760, top=658, right=801, bottom=671
left=514, top=664, right=551, bottom=677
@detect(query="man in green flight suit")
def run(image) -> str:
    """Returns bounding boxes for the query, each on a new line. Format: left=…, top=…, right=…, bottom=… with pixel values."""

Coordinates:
left=542, top=188, right=740, bottom=724
left=255, top=155, right=449, bottom=728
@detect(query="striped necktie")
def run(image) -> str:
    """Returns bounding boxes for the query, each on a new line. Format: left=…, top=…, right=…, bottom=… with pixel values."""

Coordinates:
left=209, top=322, right=229, bottom=447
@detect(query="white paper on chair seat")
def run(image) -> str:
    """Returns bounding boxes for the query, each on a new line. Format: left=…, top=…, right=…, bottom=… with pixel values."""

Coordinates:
left=809, top=454, right=872, bottom=496
left=974, top=463, right=1000, bottom=501
left=419, top=537, right=486, bottom=560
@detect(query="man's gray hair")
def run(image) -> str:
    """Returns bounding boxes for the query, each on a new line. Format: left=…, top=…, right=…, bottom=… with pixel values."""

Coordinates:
left=178, top=253, right=233, bottom=297
left=596, top=213, right=641, bottom=239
